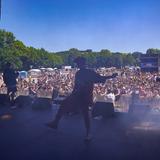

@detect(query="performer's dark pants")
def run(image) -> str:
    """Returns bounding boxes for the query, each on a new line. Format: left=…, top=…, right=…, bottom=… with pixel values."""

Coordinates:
left=53, top=93, right=91, bottom=135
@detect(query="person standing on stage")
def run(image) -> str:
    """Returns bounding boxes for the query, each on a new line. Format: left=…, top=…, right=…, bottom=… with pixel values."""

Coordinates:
left=3, top=62, right=19, bottom=108
left=47, top=57, right=118, bottom=140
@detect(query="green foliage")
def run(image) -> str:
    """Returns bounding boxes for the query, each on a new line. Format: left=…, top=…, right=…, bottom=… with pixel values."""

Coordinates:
left=0, top=30, right=15, bottom=48
left=146, top=48, right=160, bottom=55
left=0, top=29, right=158, bottom=71
left=0, top=29, right=63, bottom=71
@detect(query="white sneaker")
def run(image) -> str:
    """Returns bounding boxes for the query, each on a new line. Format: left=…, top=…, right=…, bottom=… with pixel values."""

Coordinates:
left=93, top=116, right=103, bottom=120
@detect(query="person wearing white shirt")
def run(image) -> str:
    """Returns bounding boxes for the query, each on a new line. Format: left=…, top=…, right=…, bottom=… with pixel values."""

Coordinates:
left=105, top=89, right=115, bottom=105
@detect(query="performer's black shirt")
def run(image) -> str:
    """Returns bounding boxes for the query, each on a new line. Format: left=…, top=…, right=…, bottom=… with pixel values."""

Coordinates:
left=72, top=68, right=106, bottom=105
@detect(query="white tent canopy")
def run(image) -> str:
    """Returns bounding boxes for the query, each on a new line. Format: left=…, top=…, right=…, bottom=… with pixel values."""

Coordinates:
left=46, top=68, right=54, bottom=71
left=28, top=69, right=41, bottom=72
left=28, top=69, right=41, bottom=77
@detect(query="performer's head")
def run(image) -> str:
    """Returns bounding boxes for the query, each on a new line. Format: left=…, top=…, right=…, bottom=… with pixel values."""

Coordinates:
left=74, top=57, right=86, bottom=68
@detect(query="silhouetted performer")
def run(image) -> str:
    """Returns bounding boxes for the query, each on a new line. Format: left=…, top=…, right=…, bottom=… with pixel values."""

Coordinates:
left=3, top=62, right=19, bottom=107
left=47, top=57, right=117, bottom=140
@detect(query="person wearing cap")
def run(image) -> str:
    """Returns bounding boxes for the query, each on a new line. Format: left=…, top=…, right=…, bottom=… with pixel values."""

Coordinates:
left=47, top=57, right=118, bottom=141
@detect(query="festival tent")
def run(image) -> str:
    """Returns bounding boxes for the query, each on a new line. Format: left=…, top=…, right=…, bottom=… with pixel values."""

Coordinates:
left=19, top=71, right=28, bottom=79
left=28, top=69, right=41, bottom=77
left=46, top=68, right=54, bottom=71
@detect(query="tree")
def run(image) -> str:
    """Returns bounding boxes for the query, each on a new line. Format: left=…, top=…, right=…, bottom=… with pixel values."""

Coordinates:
left=146, top=48, right=160, bottom=55
left=0, top=30, right=15, bottom=48
left=0, top=29, right=160, bottom=71
left=132, top=52, right=143, bottom=66
left=122, top=53, right=136, bottom=66
left=111, top=52, right=123, bottom=68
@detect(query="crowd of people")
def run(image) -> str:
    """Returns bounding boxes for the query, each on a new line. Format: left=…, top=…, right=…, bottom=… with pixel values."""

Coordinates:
left=1, top=65, right=160, bottom=111
left=1, top=60, right=160, bottom=141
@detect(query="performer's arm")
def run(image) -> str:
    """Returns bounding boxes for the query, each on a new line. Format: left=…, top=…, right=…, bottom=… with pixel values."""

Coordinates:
left=105, top=73, right=118, bottom=80
left=93, top=72, right=118, bottom=83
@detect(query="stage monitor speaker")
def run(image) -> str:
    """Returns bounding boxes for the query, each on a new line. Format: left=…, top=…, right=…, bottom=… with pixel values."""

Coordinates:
left=15, top=95, right=32, bottom=108
left=31, top=97, right=52, bottom=110
left=92, top=102, right=114, bottom=118
left=0, top=94, right=8, bottom=105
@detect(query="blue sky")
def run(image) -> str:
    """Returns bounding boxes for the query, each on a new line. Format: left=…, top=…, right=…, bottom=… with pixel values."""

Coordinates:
left=0, top=0, right=160, bottom=53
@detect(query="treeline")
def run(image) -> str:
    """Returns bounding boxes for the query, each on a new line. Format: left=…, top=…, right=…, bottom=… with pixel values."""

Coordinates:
left=0, top=29, right=160, bottom=71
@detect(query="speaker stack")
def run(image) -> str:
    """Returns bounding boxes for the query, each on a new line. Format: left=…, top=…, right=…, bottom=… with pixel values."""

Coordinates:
left=92, top=102, right=114, bottom=118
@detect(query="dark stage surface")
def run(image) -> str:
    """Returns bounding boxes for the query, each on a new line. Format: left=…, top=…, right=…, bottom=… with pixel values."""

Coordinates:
left=1, top=103, right=160, bottom=160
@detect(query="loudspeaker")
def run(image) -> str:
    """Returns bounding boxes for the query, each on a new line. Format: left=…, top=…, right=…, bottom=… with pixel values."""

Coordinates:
left=0, top=94, right=8, bottom=105
left=31, top=97, right=52, bottom=110
left=92, top=102, right=114, bottom=118
left=15, top=95, right=32, bottom=108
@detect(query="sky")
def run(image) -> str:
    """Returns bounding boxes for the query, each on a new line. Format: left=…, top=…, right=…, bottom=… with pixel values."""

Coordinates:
left=0, top=0, right=160, bottom=53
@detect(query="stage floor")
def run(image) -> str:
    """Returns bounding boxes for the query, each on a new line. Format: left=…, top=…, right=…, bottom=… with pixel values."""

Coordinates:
left=1, top=104, right=160, bottom=160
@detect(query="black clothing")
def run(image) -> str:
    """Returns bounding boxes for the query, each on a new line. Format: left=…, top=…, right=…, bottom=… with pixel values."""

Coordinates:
left=3, top=67, right=19, bottom=106
left=3, top=68, right=18, bottom=87
left=72, top=68, right=107, bottom=106
left=59, top=68, right=108, bottom=114
left=49, top=67, right=115, bottom=138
